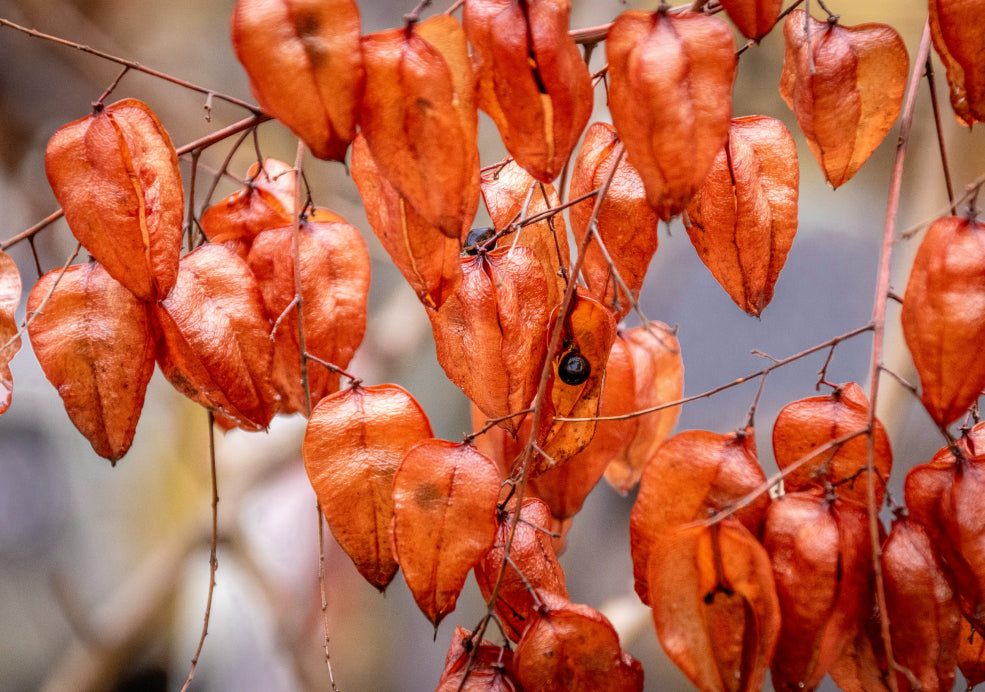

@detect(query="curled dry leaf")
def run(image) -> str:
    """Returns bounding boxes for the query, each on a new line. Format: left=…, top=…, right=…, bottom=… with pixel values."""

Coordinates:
left=200, top=158, right=296, bottom=256
left=630, top=427, right=768, bottom=605
left=360, top=14, right=479, bottom=238
left=684, top=115, right=799, bottom=317
left=764, top=490, right=871, bottom=692
left=607, top=9, right=736, bottom=220
left=45, top=98, right=183, bottom=302
left=929, top=0, right=985, bottom=126
left=513, top=590, right=644, bottom=692
left=391, top=440, right=500, bottom=627
left=718, top=0, right=783, bottom=41
left=350, top=134, right=461, bottom=310
left=480, top=159, right=570, bottom=307
left=464, top=0, right=593, bottom=183
left=772, top=382, right=892, bottom=507
left=429, top=246, right=551, bottom=435
left=247, top=211, right=370, bottom=414
left=27, top=263, right=155, bottom=463
left=604, top=322, right=684, bottom=495
left=0, top=250, right=21, bottom=417
left=231, top=0, right=363, bottom=160
left=474, top=497, right=569, bottom=641
left=436, top=627, right=521, bottom=692
left=779, top=11, right=908, bottom=188
left=569, top=123, right=659, bottom=320
left=901, top=215, right=985, bottom=427
left=154, top=243, right=277, bottom=430
left=647, top=520, right=781, bottom=692
left=882, top=516, right=960, bottom=692
left=302, top=383, right=433, bottom=591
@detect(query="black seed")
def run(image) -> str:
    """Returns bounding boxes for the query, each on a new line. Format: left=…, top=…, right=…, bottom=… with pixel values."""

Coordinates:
left=558, top=349, right=590, bottom=386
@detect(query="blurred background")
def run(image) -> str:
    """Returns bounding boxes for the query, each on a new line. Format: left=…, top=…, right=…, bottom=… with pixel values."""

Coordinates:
left=0, top=0, right=981, bottom=690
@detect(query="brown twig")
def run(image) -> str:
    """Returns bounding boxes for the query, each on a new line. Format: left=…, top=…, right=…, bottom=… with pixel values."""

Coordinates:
left=317, top=508, right=340, bottom=691
left=924, top=52, right=956, bottom=214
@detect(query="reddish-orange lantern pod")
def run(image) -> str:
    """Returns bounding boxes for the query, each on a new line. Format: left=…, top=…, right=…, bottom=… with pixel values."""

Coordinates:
left=45, top=99, right=183, bottom=302
left=436, top=627, right=522, bottom=691
left=0, top=250, right=21, bottom=417
left=719, top=0, right=783, bottom=41
left=231, top=0, right=364, bottom=161
left=929, top=0, right=985, bottom=127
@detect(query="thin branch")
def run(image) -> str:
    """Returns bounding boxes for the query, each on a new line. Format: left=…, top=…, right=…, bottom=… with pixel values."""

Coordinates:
left=304, top=352, right=362, bottom=386
left=924, top=51, right=956, bottom=213
left=317, top=508, right=340, bottom=691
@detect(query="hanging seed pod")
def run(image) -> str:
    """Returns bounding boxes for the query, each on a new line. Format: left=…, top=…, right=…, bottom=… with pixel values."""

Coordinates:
left=779, top=10, right=908, bottom=188
left=718, top=0, right=783, bottom=41
left=929, top=0, right=985, bottom=126
left=684, top=115, right=799, bottom=317
left=902, top=215, right=985, bottom=427
left=27, top=262, right=155, bottom=463
left=231, top=0, right=363, bottom=161
left=0, top=251, right=21, bottom=418
left=45, top=99, right=183, bottom=302
left=302, top=383, right=433, bottom=591
left=606, top=8, right=736, bottom=220
left=436, top=627, right=521, bottom=691
left=464, top=0, right=593, bottom=183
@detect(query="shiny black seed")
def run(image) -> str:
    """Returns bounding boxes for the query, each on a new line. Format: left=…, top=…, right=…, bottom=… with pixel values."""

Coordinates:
left=558, top=350, right=591, bottom=386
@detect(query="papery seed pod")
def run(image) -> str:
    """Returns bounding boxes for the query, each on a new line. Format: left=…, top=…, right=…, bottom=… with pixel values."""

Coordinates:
left=27, top=262, right=154, bottom=462
left=45, top=99, right=183, bottom=302
left=607, top=9, right=736, bottom=220
left=930, top=0, right=985, bottom=126
left=958, top=616, right=985, bottom=690
left=436, top=627, right=521, bottom=691
left=647, top=520, right=781, bottom=692
left=719, top=0, right=783, bottom=41
left=604, top=322, right=684, bottom=494
left=464, top=0, right=593, bottom=183
left=154, top=243, right=277, bottom=430
left=513, top=590, right=644, bottom=691
left=772, top=382, right=893, bottom=507
left=231, top=0, right=363, bottom=161
left=569, top=123, right=659, bottom=320
left=765, top=491, right=871, bottom=692
left=779, top=10, right=908, bottom=188
left=0, top=251, right=21, bottom=418
left=429, top=246, right=551, bottom=435
left=684, top=115, right=799, bottom=317
left=630, top=428, right=768, bottom=605
left=882, top=516, right=960, bottom=692
left=474, top=498, right=568, bottom=641
left=391, top=440, right=500, bottom=627
left=901, top=215, right=985, bottom=427
left=247, top=212, right=370, bottom=414
left=360, top=15, right=479, bottom=238
left=480, top=159, right=570, bottom=307
left=302, top=383, right=433, bottom=591
left=351, top=135, right=461, bottom=310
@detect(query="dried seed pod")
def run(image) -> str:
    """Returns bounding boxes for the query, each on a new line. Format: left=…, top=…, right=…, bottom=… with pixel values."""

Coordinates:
left=302, top=383, right=433, bottom=591
left=901, top=215, right=985, bottom=427
left=718, top=0, right=783, bottom=41
left=779, top=11, right=908, bottom=188
left=360, top=15, right=479, bottom=238
left=929, top=0, right=985, bottom=126
left=772, top=382, right=893, bottom=507
left=0, top=251, right=21, bottom=418
left=27, top=262, right=154, bottom=462
left=684, top=115, right=799, bottom=316
left=231, top=0, right=363, bottom=161
left=569, top=122, right=659, bottom=320
left=607, top=9, right=736, bottom=220
left=247, top=212, right=371, bottom=414
left=45, top=99, right=183, bottom=302
left=436, top=627, right=521, bottom=691
left=391, top=440, right=500, bottom=627
left=958, top=616, right=985, bottom=690
left=464, top=0, right=593, bottom=183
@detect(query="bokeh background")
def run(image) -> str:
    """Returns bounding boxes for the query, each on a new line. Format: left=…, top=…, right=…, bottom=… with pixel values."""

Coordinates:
left=1, top=0, right=981, bottom=690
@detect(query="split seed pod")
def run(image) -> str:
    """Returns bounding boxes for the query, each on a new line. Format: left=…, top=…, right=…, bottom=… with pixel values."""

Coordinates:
left=779, top=11, right=908, bottom=188
left=0, top=251, right=21, bottom=417
left=27, top=262, right=154, bottom=462
left=607, top=9, right=737, bottom=220
left=569, top=123, right=659, bottom=320
left=360, top=15, right=479, bottom=238
left=718, top=0, right=783, bottom=41
left=684, top=115, right=799, bottom=316
left=391, top=440, right=500, bottom=627
left=45, top=99, right=183, bottom=302
left=902, top=215, right=985, bottom=428
left=464, top=0, right=593, bottom=183
left=302, top=383, right=433, bottom=591
left=247, top=212, right=371, bottom=414
left=929, top=0, right=985, bottom=126
left=231, top=0, right=363, bottom=161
